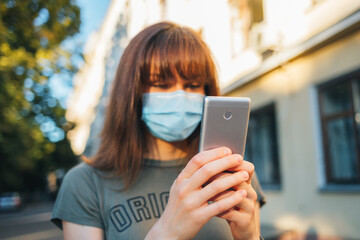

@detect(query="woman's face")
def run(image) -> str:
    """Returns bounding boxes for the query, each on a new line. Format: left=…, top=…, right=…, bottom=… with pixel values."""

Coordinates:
left=144, top=75, right=205, bottom=95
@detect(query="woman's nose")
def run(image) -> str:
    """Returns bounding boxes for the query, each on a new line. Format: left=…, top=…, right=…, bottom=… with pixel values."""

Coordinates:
left=174, top=82, right=185, bottom=91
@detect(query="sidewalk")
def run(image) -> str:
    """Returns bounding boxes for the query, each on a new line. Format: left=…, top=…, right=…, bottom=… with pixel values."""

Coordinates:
left=0, top=200, right=61, bottom=240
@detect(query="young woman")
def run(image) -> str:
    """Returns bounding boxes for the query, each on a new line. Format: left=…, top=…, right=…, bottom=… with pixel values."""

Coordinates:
left=51, top=21, right=266, bottom=240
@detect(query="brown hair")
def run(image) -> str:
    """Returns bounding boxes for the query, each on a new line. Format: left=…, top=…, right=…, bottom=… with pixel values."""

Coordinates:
left=86, top=21, right=220, bottom=189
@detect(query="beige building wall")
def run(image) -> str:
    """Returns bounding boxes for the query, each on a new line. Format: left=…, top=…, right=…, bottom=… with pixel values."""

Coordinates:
left=227, top=30, right=360, bottom=238
left=66, top=0, right=128, bottom=154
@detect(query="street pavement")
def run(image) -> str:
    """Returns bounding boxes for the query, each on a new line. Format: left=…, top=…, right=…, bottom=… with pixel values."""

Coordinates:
left=0, top=201, right=62, bottom=240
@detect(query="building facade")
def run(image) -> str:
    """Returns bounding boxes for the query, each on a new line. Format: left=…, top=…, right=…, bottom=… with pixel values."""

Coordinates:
left=66, top=0, right=360, bottom=238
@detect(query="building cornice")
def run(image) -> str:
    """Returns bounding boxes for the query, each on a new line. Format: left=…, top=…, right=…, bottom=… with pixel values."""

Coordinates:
left=221, top=9, right=360, bottom=95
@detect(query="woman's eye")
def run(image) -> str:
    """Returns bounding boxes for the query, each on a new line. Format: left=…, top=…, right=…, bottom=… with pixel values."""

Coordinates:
left=186, top=84, right=201, bottom=89
left=152, top=83, right=170, bottom=89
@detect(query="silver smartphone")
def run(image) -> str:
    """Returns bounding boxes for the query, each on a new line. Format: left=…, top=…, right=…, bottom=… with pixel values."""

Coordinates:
left=199, top=96, right=251, bottom=156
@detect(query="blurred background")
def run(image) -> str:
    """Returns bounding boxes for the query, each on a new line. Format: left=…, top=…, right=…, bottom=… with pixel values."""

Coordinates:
left=1, top=0, right=360, bottom=239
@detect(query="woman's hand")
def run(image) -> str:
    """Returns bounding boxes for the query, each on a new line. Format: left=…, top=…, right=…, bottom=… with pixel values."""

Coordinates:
left=145, top=147, right=249, bottom=240
left=214, top=161, right=259, bottom=240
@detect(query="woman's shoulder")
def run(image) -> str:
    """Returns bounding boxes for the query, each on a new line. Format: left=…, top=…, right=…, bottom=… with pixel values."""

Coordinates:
left=52, top=162, right=105, bottom=230
left=65, top=162, right=95, bottom=177
left=62, top=162, right=117, bottom=189
left=61, top=162, right=101, bottom=187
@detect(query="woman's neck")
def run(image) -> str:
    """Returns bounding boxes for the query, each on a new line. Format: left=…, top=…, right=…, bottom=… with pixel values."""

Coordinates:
left=144, top=138, right=188, bottom=161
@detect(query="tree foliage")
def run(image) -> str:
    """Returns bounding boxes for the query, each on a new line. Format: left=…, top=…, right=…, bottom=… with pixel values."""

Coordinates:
left=0, top=0, right=81, bottom=194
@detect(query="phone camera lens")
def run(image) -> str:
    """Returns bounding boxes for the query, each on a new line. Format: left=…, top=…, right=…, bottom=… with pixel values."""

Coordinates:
left=223, top=111, right=232, bottom=120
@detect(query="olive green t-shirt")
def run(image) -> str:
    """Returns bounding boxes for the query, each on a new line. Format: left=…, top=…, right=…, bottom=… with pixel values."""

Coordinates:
left=51, top=159, right=266, bottom=239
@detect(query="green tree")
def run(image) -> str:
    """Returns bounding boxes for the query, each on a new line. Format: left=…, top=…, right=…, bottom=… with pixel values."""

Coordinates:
left=0, top=0, right=81, bottom=194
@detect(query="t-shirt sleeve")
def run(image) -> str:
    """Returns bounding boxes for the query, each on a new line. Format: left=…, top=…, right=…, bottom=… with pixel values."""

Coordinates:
left=51, top=163, right=103, bottom=230
left=251, top=171, right=267, bottom=207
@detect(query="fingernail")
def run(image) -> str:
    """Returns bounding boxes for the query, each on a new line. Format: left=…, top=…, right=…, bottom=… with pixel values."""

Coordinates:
left=241, top=171, right=249, bottom=180
left=224, top=148, right=231, bottom=155
left=236, top=155, right=242, bottom=163
left=239, top=189, right=247, bottom=198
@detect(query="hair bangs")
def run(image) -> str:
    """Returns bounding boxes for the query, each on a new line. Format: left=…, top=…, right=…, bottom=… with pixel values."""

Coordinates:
left=141, top=27, right=215, bottom=86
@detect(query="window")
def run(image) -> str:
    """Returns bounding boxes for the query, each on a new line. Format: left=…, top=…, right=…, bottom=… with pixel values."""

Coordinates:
left=228, top=0, right=264, bottom=55
left=318, top=71, right=360, bottom=184
left=245, top=104, right=281, bottom=187
left=249, top=0, right=264, bottom=24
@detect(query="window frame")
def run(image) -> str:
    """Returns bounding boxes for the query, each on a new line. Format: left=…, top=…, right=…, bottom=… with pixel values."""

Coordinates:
left=317, top=69, right=360, bottom=185
left=245, top=103, right=281, bottom=189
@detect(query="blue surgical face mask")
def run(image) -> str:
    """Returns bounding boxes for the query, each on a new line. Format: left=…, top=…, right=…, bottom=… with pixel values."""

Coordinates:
left=141, top=90, right=205, bottom=142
